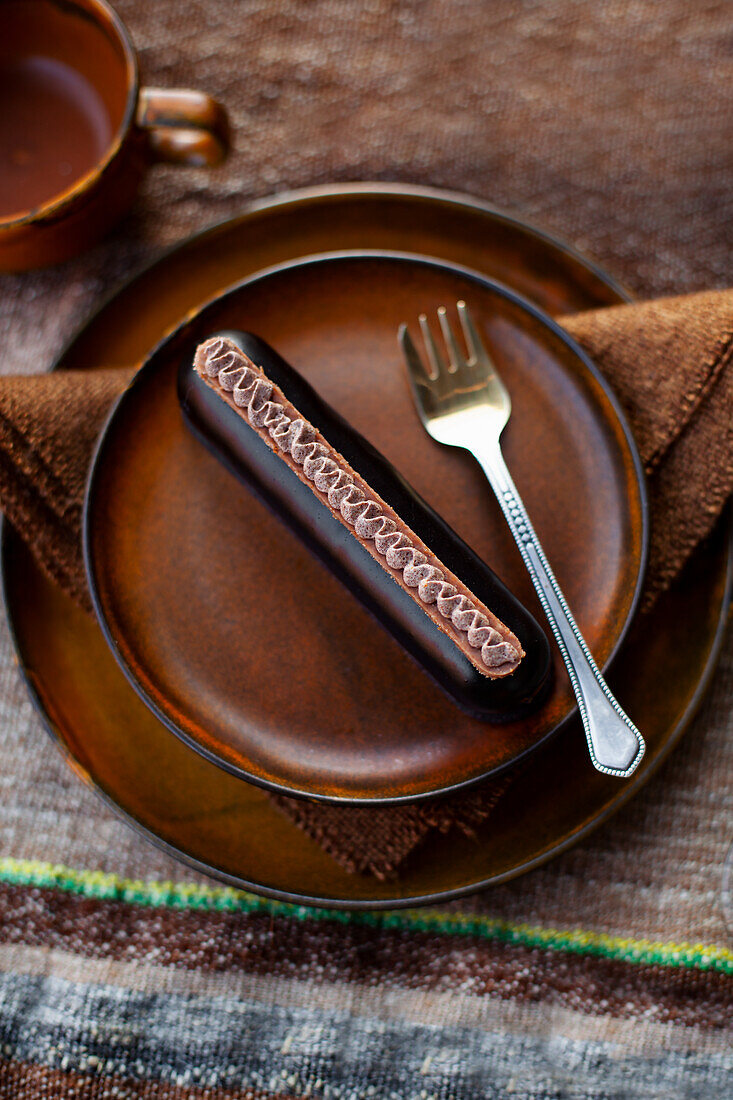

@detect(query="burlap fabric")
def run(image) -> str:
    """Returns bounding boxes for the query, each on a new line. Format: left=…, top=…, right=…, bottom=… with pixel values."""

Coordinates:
left=0, top=1, right=731, bottom=1097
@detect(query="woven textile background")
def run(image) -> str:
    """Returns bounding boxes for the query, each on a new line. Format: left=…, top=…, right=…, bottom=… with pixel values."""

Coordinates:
left=1, top=1, right=732, bottom=1097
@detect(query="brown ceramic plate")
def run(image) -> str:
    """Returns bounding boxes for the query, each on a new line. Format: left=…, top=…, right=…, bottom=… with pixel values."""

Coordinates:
left=83, top=252, right=646, bottom=802
left=3, top=184, right=731, bottom=906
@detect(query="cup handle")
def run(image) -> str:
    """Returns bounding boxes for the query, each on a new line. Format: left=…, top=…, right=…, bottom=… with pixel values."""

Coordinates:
left=137, top=88, right=230, bottom=167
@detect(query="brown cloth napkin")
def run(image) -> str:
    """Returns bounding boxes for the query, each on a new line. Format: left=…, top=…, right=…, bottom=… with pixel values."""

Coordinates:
left=0, top=289, right=731, bottom=877
left=563, top=290, right=733, bottom=608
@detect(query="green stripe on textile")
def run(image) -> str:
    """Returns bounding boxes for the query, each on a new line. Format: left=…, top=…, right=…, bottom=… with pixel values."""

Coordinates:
left=1, top=857, right=731, bottom=975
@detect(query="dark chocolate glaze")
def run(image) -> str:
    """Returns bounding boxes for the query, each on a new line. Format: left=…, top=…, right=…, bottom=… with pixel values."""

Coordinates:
left=178, top=332, right=552, bottom=720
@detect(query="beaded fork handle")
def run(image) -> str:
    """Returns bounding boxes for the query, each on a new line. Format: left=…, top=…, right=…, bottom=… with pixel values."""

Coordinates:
left=473, top=438, right=645, bottom=777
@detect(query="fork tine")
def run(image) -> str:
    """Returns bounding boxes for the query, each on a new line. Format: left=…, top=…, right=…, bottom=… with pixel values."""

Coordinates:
left=418, top=313, right=445, bottom=379
left=399, top=324, right=435, bottom=406
left=437, top=306, right=464, bottom=372
left=398, top=323, right=422, bottom=376
left=457, top=300, right=483, bottom=364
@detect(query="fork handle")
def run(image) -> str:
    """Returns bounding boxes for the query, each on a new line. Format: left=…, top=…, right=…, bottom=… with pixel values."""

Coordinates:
left=475, top=443, right=645, bottom=778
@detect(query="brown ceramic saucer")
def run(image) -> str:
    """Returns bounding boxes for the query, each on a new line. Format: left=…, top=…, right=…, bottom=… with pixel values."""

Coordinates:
left=3, top=183, right=731, bottom=906
left=83, top=252, right=646, bottom=803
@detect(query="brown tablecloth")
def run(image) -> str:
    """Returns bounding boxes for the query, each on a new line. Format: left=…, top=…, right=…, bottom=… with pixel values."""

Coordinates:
left=1, top=3, right=731, bottom=1098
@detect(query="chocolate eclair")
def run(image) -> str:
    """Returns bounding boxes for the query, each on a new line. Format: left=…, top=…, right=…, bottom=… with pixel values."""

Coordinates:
left=179, top=332, right=551, bottom=718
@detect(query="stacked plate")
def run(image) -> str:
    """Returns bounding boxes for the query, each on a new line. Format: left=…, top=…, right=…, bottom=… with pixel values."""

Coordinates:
left=5, top=184, right=731, bottom=908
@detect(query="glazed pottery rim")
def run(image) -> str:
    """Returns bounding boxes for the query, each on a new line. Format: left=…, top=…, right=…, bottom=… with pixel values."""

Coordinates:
left=0, top=0, right=139, bottom=230
left=82, top=248, right=649, bottom=805
left=44, top=183, right=635, bottom=352
left=4, top=512, right=731, bottom=909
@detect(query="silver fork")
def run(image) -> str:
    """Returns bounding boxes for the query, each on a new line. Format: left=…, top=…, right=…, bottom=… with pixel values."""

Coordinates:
left=399, top=301, right=645, bottom=778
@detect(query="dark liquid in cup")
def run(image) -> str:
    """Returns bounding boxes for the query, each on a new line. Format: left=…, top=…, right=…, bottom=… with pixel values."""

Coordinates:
left=0, top=56, right=115, bottom=218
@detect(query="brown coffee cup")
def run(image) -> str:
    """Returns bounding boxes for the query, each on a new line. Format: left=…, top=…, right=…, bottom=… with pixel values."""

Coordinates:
left=0, top=0, right=230, bottom=271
